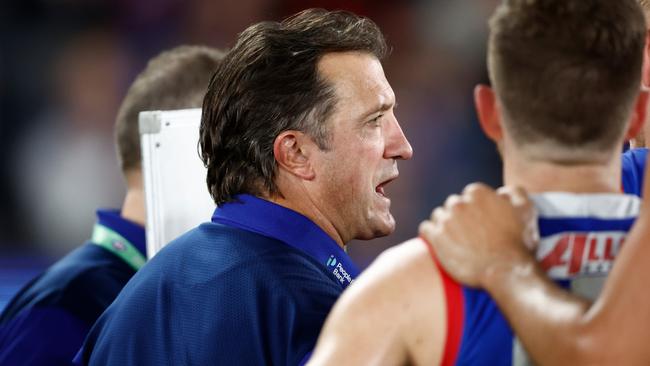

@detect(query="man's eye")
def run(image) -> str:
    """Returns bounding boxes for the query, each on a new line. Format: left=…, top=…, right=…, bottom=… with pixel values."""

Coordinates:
left=368, top=114, right=383, bottom=126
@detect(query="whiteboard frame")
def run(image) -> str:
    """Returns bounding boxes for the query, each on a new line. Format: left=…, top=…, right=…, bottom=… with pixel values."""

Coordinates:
left=139, top=108, right=215, bottom=258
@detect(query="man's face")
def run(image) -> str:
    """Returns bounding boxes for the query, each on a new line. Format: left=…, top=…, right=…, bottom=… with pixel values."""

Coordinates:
left=311, top=51, right=413, bottom=242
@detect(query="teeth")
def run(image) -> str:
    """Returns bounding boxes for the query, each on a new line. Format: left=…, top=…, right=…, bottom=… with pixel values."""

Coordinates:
left=376, top=185, right=385, bottom=196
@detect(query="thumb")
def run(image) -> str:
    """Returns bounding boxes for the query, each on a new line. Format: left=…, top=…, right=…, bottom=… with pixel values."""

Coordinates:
left=497, top=186, right=539, bottom=251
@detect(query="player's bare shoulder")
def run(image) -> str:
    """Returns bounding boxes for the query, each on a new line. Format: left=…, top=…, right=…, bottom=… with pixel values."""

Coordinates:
left=310, top=238, right=447, bottom=365
left=375, top=237, right=439, bottom=277
left=338, top=237, right=442, bottom=318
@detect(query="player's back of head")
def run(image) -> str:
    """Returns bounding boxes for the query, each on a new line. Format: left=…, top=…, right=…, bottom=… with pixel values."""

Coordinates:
left=115, top=46, right=225, bottom=175
left=488, top=0, right=646, bottom=163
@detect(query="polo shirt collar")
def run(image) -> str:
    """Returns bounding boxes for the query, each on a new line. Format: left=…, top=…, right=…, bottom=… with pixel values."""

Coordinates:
left=211, top=194, right=359, bottom=288
left=96, top=209, right=147, bottom=258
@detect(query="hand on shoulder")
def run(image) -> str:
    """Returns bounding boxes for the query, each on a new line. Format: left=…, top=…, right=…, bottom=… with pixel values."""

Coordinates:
left=418, top=183, right=538, bottom=288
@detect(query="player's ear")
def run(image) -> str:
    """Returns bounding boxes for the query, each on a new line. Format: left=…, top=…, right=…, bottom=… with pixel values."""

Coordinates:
left=624, top=89, right=650, bottom=140
left=273, top=130, right=316, bottom=180
left=474, top=84, right=503, bottom=142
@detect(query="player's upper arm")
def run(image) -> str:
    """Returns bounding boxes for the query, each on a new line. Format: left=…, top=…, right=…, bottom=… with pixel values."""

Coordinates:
left=308, top=238, right=447, bottom=366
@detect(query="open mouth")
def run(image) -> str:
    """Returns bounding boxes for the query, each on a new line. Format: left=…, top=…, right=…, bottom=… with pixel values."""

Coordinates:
left=376, top=184, right=386, bottom=197
left=375, top=176, right=397, bottom=198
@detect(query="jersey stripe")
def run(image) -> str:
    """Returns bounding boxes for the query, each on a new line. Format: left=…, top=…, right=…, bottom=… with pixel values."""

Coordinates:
left=537, top=217, right=636, bottom=237
left=420, top=237, right=464, bottom=366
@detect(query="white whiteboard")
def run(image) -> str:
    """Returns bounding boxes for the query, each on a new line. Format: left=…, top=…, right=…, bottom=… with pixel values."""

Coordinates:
left=139, top=109, right=215, bottom=258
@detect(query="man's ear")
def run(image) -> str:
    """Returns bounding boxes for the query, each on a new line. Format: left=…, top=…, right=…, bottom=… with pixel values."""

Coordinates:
left=474, top=84, right=503, bottom=143
left=625, top=89, right=650, bottom=141
left=273, top=130, right=316, bottom=180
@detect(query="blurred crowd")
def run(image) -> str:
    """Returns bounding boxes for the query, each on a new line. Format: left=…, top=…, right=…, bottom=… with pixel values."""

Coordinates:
left=0, top=0, right=502, bottom=267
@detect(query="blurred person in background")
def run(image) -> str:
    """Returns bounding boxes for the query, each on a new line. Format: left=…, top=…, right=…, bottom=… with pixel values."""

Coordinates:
left=11, top=30, right=127, bottom=255
left=0, top=45, right=224, bottom=366
left=309, top=0, right=647, bottom=364
left=76, top=9, right=412, bottom=366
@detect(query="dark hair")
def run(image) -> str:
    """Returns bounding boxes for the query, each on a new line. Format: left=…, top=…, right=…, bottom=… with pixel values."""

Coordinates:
left=200, top=8, right=388, bottom=205
left=115, top=45, right=225, bottom=173
left=488, top=0, right=645, bottom=160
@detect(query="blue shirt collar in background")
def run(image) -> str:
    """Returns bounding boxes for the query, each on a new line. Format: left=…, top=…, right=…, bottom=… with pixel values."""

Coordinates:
left=96, top=209, right=146, bottom=258
left=212, top=194, right=359, bottom=288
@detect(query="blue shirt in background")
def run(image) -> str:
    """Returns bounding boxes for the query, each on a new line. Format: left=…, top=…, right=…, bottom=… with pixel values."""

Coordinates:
left=621, top=147, right=648, bottom=196
left=0, top=210, right=146, bottom=366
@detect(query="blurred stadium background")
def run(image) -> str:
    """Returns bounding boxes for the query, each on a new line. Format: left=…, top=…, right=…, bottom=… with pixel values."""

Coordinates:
left=0, top=0, right=502, bottom=311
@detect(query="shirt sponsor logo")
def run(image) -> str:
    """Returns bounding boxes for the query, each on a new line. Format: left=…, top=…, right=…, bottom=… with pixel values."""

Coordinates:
left=327, top=255, right=337, bottom=267
left=327, top=255, right=353, bottom=285
left=537, top=231, right=626, bottom=279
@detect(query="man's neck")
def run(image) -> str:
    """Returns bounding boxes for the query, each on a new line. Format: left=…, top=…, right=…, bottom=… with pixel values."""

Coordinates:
left=121, top=188, right=146, bottom=226
left=121, top=170, right=146, bottom=227
left=502, top=153, right=622, bottom=194
left=264, top=173, right=347, bottom=249
left=267, top=193, right=346, bottom=249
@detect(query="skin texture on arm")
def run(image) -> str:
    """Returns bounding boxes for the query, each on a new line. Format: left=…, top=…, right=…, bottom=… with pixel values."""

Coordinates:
left=419, top=182, right=650, bottom=365
left=308, top=239, right=446, bottom=366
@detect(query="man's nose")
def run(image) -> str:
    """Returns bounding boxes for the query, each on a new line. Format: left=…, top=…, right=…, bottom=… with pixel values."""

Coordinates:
left=384, top=117, right=413, bottom=160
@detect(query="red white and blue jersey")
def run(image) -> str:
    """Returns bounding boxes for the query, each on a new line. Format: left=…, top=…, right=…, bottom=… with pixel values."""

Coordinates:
left=427, top=192, right=640, bottom=366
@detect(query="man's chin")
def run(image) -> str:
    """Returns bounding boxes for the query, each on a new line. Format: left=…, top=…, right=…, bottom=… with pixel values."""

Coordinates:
left=357, top=215, right=396, bottom=240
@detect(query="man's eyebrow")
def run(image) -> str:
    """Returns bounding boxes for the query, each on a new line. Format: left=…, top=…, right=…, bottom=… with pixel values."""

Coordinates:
left=360, top=100, right=395, bottom=119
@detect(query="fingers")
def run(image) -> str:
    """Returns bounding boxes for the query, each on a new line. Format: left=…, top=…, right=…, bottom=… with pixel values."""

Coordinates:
left=462, top=182, right=493, bottom=199
left=418, top=221, right=436, bottom=244
left=443, top=194, right=462, bottom=209
left=497, top=186, right=539, bottom=251
left=497, top=185, right=536, bottom=222
left=496, top=186, right=529, bottom=208
left=430, top=194, right=462, bottom=222
left=427, top=182, right=497, bottom=228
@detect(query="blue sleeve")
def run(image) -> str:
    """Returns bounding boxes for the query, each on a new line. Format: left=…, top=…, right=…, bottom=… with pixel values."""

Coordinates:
left=0, top=307, right=89, bottom=366
left=622, top=148, right=648, bottom=196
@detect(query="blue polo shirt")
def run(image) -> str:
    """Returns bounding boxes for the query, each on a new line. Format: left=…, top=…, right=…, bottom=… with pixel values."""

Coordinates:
left=0, top=210, right=146, bottom=366
left=76, top=194, right=359, bottom=366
